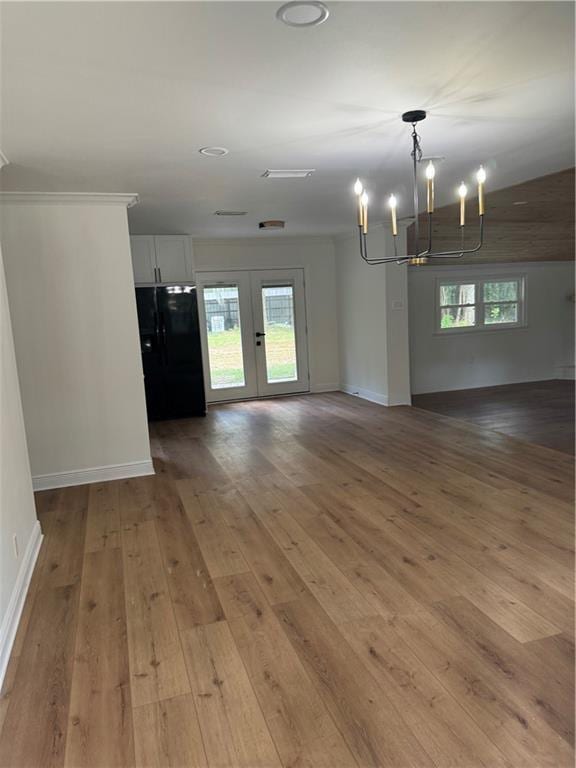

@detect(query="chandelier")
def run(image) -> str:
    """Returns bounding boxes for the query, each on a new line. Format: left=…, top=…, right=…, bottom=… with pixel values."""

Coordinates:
left=354, top=110, right=486, bottom=265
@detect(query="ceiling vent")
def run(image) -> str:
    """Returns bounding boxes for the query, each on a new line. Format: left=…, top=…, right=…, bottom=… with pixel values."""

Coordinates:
left=214, top=210, right=247, bottom=216
left=261, top=169, right=315, bottom=179
left=259, top=220, right=285, bottom=230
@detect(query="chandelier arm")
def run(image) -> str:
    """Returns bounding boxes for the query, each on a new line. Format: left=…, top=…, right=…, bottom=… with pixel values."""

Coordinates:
left=423, top=216, right=485, bottom=258
left=358, top=226, right=398, bottom=265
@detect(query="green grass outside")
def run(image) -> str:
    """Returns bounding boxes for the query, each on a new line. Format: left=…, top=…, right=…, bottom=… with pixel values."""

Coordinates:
left=207, top=325, right=297, bottom=388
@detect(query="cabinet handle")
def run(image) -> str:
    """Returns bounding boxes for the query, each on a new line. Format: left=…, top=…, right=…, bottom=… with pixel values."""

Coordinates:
left=158, top=267, right=162, bottom=283
left=153, top=267, right=158, bottom=283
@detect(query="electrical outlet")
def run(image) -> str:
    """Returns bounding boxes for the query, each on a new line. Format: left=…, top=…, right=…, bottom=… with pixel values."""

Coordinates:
left=13, top=534, right=19, bottom=559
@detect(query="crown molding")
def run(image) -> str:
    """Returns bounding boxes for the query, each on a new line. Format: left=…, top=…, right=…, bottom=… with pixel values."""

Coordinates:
left=0, top=191, right=139, bottom=207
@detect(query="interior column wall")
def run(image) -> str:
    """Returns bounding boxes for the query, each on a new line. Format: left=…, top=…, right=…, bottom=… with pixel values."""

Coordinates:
left=334, top=226, right=411, bottom=406
left=0, top=237, right=39, bottom=683
left=0, top=201, right=152, bottom=487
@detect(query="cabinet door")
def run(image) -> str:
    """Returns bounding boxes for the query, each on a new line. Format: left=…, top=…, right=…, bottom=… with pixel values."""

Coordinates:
left=130, top=236, right=156, bottom=284
left=155, top=236, right=192, bottom=283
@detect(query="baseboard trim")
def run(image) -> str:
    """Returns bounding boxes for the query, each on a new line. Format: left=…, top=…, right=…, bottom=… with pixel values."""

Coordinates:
left=32, top=458, right=155, bottom=491
left=412, top=374, right=575, bottom=395
left=555, top=364, right=575, bottom=380
left=0, top=520, right=43, bottom=688
left=340, top=385, right=389, bottom=406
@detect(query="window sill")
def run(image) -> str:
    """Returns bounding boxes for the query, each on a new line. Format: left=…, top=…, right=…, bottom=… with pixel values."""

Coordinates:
left=433, top=323, right=528, bottom=337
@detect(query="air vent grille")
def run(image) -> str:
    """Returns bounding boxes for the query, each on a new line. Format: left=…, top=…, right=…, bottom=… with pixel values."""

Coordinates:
left=262, top=169, right=315, bottom=179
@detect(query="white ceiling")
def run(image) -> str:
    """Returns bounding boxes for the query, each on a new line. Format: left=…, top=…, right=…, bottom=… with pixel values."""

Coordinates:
left=1, top=1, right=574, bottom=237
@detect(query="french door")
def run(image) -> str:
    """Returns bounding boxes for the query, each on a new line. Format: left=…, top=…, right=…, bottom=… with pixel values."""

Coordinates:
left=196, top=269, right=309, bottom=403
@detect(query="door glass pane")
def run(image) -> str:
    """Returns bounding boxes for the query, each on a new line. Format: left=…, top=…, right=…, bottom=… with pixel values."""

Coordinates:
left=484, top=302, right=518, bottom=325
left=261, top=285, right=298, bottom=383
left=203, top=285, right=245, bottom=389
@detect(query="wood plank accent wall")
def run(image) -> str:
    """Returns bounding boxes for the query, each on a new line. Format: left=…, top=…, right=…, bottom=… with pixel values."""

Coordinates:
left=407, top=167, right=575, bottom=264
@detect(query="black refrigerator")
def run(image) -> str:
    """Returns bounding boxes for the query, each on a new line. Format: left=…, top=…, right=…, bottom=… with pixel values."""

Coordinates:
left=135, top=285, right=206, bottom=420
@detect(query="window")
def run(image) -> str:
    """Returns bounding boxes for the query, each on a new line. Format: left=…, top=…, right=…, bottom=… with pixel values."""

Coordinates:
left=437, top=276, right=525, bottom=333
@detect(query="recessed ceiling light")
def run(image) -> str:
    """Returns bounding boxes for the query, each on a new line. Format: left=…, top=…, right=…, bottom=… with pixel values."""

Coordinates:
left=262, top=169, right=315, bottom=179
left=276, top=1, right=329, bottom=27
left=199, top=146, right=229, bottom=157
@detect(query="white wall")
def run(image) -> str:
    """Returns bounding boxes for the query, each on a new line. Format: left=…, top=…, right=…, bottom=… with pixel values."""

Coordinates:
left=409, top=260, right=575, bottom=394
left=0, top=199, right=152, bottom=487
left=334, top=226, right=411, bottom=406
left=192, top=237, right=340, bottom=393
left=0, top=237, right=40, bottom=685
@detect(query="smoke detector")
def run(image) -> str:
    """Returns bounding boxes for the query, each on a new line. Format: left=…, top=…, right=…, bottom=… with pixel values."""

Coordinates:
left=259, top=220, right=285, bottom=230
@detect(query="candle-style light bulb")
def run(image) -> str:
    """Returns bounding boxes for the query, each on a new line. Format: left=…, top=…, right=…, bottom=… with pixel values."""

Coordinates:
left=389, top=194, right=398, bottom=236
left=476, top=166, right=486, bottom=215
left=425, top=161, right=435, bottom=213
left=354, top=179, right=364, bottom=226
left=458, top=182, right=467, bottom=226
left=360, top=191, right=369, bottom=234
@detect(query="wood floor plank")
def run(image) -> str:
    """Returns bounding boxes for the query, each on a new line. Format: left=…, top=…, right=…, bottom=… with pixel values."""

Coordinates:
left=215, top=487, right=308, bottom=604
left=239, top=479, right=376, bottom=624
left=155, top=482, right=225, bottom=629
left=433, top=596, right=574, bottom=747
left=84, top=481, right=122, bottom=553
left=41, top=485, right=89, bottom=588
left=181, top=620, right=282, bottom=768
left=122, top=520, right=190, bottom=707
left=0, top=585, right=79, bottom=768
left=216, top=572, right=358, bottom=768
left=64, top=548, right=134, bottom=767
left=132, top=694, right=207, bottom=768
left=193, top=490, right=249, bottom=578
left=393, top=609, right=574, bottom=766
left=275, top=595, right=435, bottom=768
left=340, top=615, right=513, bottom=768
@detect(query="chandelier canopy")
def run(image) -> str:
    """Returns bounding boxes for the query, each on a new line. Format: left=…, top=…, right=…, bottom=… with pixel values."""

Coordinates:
left=354, top=110, right=486, bottom=266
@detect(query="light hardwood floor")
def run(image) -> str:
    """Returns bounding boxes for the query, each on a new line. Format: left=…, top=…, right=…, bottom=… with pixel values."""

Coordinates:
left=0, top=393, right=573, bottom=768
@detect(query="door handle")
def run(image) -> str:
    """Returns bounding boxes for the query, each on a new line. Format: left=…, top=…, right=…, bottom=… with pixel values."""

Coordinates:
left=255, top=332, right=266, bottom=337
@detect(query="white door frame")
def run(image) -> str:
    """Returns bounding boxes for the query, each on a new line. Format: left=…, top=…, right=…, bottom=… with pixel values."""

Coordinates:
left=250, top=269, right=309, bottom=397
left=196, top=268, right=310, bottom=403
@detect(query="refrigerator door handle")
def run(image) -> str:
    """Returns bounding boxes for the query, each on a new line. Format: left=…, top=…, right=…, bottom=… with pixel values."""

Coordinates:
left=153, top=311, right=161, bottom=349
left=160, top=312, right=168, bottom=361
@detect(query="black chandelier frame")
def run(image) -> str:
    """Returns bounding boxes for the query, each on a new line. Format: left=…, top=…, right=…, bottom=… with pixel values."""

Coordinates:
left=358, top=110, right=485, bottom=266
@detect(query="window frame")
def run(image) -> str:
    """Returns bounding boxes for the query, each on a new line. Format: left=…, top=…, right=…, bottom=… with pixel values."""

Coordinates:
left=435, top=273, right=527, bottom=335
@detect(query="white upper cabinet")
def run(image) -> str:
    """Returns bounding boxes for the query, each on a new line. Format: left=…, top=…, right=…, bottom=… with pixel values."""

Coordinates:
left=155, top=236, right=193, bottom=283
left=130, top=235, right=194, bottom=285
left=130, top=236, right=156, bottom=284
